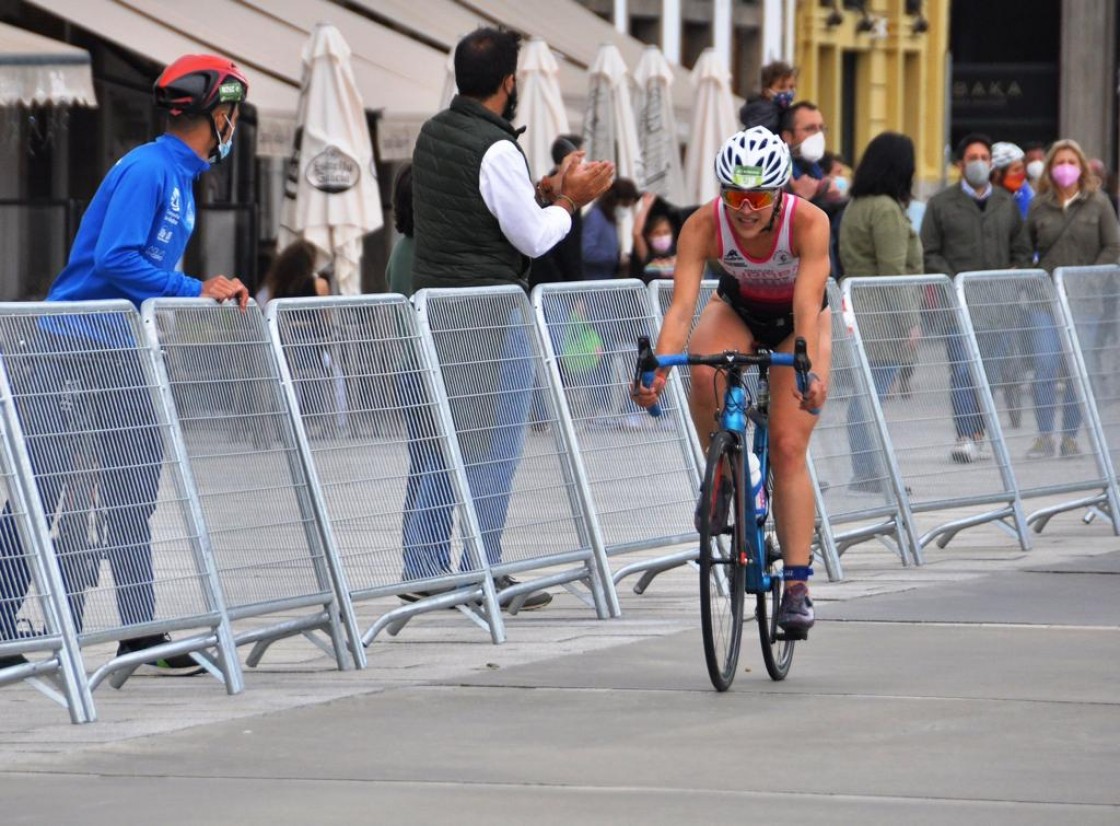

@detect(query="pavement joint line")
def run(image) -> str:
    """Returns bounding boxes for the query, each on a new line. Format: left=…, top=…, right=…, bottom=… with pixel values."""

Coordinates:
left=410, top=682, right=1120, bottom=707
left=822, top=619, right=1120, bottom=631
left=1, top=769, right=1118, bottom=811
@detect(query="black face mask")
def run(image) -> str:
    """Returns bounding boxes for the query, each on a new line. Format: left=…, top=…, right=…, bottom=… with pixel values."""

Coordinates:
left=501, top=82, right=518, bottom=122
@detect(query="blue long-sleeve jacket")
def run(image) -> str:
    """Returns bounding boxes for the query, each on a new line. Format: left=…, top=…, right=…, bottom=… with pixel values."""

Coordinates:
left=48, top=135, right=209, bottom=307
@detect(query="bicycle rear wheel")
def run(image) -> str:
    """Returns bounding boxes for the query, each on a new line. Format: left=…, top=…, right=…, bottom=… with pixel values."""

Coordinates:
left=698, top=430, right=745, bottom=692
left=756, top=477, right=795, bottom=681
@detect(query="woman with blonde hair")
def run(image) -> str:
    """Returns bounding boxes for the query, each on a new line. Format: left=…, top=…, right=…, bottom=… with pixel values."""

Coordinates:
left=1024, top=138, right=1120, bottom=458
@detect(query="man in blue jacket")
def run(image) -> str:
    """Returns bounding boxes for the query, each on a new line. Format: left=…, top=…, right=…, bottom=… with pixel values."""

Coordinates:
left=0, top=54, right=250, bottom=674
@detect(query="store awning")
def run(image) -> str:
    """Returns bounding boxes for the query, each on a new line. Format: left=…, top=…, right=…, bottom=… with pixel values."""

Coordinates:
left=26, top=0, right=300, bottom=153
left=0, top=21, right=97, bottom=107
left=29, top=0, right=452, bottom=159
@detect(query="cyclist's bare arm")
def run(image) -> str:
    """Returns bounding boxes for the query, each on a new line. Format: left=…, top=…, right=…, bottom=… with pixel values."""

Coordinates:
left=789, top=201, right=831, bottom=411
left=633, top=205, right=716, bottom=408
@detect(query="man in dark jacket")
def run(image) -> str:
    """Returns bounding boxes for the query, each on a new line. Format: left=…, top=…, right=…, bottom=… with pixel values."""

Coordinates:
left=739, top=60, right=797, bottom=132
left=406, top=28, right=611, bottom=609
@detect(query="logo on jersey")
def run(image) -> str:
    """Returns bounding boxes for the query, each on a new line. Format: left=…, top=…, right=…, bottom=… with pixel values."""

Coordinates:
left=157, top=227, right=173, bottom=244
left=731, top=165, right=764, bottom=188
left=170, top=187, right=181, bottom=213
left=723, top=249, right=745, bottom=264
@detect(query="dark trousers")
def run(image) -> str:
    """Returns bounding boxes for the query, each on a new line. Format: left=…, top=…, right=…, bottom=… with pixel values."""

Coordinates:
left=0, top=338, right=163, bottom=638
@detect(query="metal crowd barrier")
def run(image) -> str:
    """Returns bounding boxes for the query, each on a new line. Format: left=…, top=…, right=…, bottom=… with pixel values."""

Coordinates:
left=143, top=300, right=361, bottom=670
left=415, top=286, right=616, bottom=618
left=809, top=280, right=917, bottom=567
left=1054, top=264, right=1120, bottom=527
left=958, top=270, right=1120, bottom=534
left=0, top=301, right=242, bottom=700
left=844, top=276, right=1030, bottom=554
left=0, top=348, right=91, bottom=722
left=267, top=295, right=505, bottom=644
left=534, top=280, right=701, bottom=593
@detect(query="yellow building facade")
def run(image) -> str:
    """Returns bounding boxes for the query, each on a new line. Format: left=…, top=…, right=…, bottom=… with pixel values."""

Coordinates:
left=794, top=0, right=950, bottom=191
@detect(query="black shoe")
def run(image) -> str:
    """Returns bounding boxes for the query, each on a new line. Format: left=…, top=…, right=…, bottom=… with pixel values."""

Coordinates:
left=398, top=584, right=459, bottom=607
left=0, top=653, right=29, bottom=669
left=117, top=633, right=204, bottom=676
left=493, top=575, right=552, bottom=611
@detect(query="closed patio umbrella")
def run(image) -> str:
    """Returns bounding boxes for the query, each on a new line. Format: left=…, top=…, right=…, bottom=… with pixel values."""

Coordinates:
left=633, top=45, right=685, bottom=204
left=279, top=23, right=383, bottom=295
left=513, top=37, right=570, bottom=181
left=683, top=48, right=738, bottom=206
left=582, top=42, right=642, bottom=187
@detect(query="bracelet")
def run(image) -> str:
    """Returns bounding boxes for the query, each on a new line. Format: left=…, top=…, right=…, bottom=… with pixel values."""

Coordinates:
left=555, top=193, right=577, bottom=214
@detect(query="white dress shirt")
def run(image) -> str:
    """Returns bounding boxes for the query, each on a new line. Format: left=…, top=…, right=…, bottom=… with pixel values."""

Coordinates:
left=479, top=140, right=572, bottom=258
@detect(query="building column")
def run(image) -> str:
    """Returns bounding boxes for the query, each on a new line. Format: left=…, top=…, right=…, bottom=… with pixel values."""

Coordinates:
left=1060, top=0, right=1116, bottom=161
left=662, top=0, right=681, bottom=63
left=613, top=0, right=628, bottom=35
left=713, top=0, right=732, bottom=69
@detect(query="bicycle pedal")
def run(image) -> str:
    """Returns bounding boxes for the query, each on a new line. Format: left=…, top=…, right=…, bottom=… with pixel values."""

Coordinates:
left=776, top=628, right=808, bottom=642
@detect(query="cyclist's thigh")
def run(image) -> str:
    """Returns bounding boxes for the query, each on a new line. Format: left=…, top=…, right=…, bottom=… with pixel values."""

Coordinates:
left=689, top=295, right=754, bottom=354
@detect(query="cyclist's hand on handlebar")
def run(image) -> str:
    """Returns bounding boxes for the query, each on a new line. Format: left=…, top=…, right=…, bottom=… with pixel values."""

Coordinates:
left=201, top=275, right=249, bottom=311
left=631, top=372, right=666, bottom=409
left=796, top=371, right=828, bottom=413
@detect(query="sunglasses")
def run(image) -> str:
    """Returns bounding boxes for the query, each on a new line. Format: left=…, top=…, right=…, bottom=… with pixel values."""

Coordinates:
left=720, top=187, right=779, bottom=211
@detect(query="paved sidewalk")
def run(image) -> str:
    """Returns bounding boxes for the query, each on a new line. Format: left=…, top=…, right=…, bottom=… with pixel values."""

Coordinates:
left=2, top=508, right=1118, bottom=825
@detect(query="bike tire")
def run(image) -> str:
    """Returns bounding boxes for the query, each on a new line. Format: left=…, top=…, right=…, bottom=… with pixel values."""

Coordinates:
left=757, top=474, right=795, bottom=681
left=698, top=430, right=746, bottom=692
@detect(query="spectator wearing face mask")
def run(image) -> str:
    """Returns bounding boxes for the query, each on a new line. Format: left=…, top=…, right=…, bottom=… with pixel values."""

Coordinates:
left=1023, top=139, right=1120, bottom=459
left=920, top=132, right=1031, bottom=464
left=630, top=192, right=679, bottom=282
left=991, top=141, right=1035, bottom=219
left=780, top=102, right=831, bottom=205
left=1023, top=142, right=1047, bottom=188
left=739, top=60, right=797, bottom=133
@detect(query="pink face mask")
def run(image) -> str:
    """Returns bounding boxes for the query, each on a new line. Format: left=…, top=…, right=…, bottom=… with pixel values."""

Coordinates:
left=1051, top=162, right=1082, bottom=189
left=649, top=234, right=674, bottom=254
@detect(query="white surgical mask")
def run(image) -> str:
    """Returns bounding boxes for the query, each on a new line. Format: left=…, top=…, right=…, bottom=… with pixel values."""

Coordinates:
left=797, top=131, right=826, bottom=164
left=964, top=160, right=992, bottom=189
left=1026, top=159, right=1045, bottom=182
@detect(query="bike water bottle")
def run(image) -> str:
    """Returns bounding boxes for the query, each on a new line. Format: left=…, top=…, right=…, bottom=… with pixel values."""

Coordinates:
left=747, top=451, right=766, bottom=521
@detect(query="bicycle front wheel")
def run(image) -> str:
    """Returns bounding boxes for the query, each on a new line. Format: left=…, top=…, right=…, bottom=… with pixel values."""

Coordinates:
left=757, top=484, right=795, bottom=681
left=698, top=430, right=746, bottom=692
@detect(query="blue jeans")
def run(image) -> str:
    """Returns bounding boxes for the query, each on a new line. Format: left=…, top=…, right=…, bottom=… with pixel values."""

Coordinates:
left=945, top=326, right=985, bottom=439
left=1027, top=309, right=1081, bottom=437
left=847, top=362, right=899, bottom=483
left=400, top=313, right=533, bottom=577
left=0, top=338, right=163, bottom=638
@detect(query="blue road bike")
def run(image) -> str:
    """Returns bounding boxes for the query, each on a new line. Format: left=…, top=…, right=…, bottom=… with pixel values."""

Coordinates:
left=635, top=336, right=814, bottom=690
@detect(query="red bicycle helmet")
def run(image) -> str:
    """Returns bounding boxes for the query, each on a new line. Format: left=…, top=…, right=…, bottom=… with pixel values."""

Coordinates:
left=154, top=54, right=249, bottom=116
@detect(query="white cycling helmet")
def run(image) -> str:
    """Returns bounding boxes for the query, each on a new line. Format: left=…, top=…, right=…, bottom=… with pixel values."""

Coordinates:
left=991, top=141, right=1025, bottom=170
left=715, top=126, right=792, bottom=190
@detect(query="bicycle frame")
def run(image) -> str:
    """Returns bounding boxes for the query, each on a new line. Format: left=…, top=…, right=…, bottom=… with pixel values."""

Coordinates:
left=645, top=350, right=796, bottom=595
